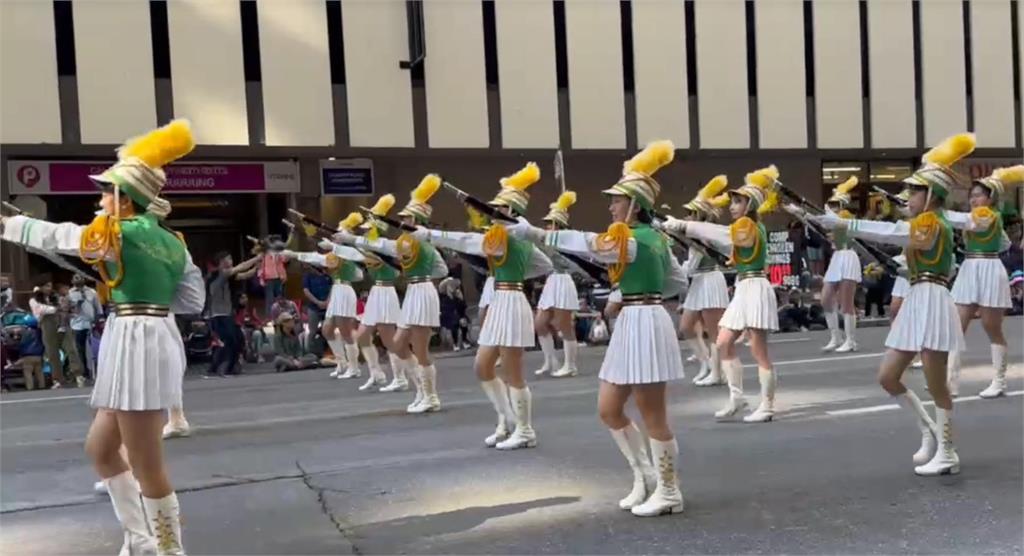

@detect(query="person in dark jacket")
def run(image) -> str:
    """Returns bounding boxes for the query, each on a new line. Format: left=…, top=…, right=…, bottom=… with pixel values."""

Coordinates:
left=272, top=313, right=319, bottom=372
left=16, top=316, right=46, bottom=390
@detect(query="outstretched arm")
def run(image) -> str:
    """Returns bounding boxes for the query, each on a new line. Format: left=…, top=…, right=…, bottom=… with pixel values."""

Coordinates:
left=1, top=215, right=87, bottom=257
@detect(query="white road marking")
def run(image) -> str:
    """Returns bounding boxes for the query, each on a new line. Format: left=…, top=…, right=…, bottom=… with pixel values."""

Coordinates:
left=768, top=337, right=811, bottom=344
left=826, top=390, right=1024, bottom=416
left=747, top=352, right=885, bottom=368
left=0, top=394, right=90, bottom=405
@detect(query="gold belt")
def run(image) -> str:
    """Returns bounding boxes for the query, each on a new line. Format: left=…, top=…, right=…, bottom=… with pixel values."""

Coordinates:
left=332, top=279, right=350, bottom=286
left=495, top=282, right=523, bottom=291
left=737, top=271, right=766, bottom=281
left=406, top=276, right=433, bottom=284
left=621, top=293, right=663, bottom=306
left=911, top=272, right=950, bottom=288
left=373, top=281, right=395, bottom=287
left=964, top=252, right=1000, bottom=259
left=693, top=267, right=721, bottom=275
left=113, top=303, right=170, bottom=317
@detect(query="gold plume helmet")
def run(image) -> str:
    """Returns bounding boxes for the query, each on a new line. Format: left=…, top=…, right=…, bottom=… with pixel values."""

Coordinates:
left=398, top=174, right=442, bottom=222
left=337, top=211, right=364, bottom=233
left=543, top=191, right=578, bottom=227
left=88, top=119, right=196, bottom=219
left=603, top=140, right=675, bottom=210
left=729, top=165, right=780, bottom=211
left=828, top=176, right=859, bottom=206
left=903, top=132, right=975, bottom=200
left=683, top=175, right=728, bottom=219
left=360, top=194, right=396, bottom=230
left=490, top=162, right=541, bottom=215
left=976, top=164, right=1024, bottom=200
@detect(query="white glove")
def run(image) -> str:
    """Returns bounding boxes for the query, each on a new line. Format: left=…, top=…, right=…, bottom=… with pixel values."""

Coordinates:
left=657, top=215, right=687, bottom=234
left=332, top=230, right=354, bottom=244
left=809, top=210, right=844, bottom=230
left=411, top=226, right=431, bottom=242
left=316, top=239, right=335, bottom=252
left=782, top=204, right=806, bottom=218
left=507, top=216, right=545, bottom=243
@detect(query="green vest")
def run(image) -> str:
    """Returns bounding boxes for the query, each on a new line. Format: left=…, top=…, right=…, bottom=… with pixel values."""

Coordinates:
left=330, top=259, right=361, bottom=283
left=964, top=212, right=1003, bottom=254
left=617, top=224, right=670, bottom=295
left=403, top=239, right=439, bottom=279
left=695, top=251, right=719, bottom=271
left=491, top=236, right=531, bottom=282
left=107, top=214, right=186, bottom=305
left=833, top=210, right=855, bottom=249
left=368, top=260, right=400, bottom=282
left=908, top=211, right=954, bottom=279
left=732, top=221, right=768, bottom=273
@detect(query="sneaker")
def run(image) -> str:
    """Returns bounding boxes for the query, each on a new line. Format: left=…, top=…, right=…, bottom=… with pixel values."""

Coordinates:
left=75, top=376, right=86, bottom=388
left=50, top=382, right=62, bottom=390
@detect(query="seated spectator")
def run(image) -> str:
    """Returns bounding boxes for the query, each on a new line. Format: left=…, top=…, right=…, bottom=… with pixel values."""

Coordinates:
left=235, top=293, right=266, bottom=362
left=575, top=297, right=600, bottom=344
left=16, top=316, right=45, bottom=390
left=268, top=296, right=300, bottom=325
left=271, top=313, right=320, bottom=373
left=1009, top=271, right=1023, bottom=316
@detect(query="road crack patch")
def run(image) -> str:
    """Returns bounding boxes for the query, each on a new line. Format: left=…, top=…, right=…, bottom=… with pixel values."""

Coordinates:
left=296, top=460, right=362, bottom=555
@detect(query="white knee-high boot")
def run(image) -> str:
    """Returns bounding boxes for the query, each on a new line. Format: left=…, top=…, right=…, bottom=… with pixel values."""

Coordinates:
left=405, top=360, right=425, bottom=412
left=480, top=378, right=514, bottom=446
left=979, top=344, right=1008, bottom=398
left=895, top=390, right=937, bottom=465
left=535, top=334, right=559, bottom=375
left=688, top=337, right=711, bottom=384
left=340, top=342, right=362, bottom=378
left=327, top=338, right=347, bottom=378
left=409, top=364, right=441, bottom=413
left=630, top=437, right=684, bottom=517
left=835, top=313, right=858, bottom=352
left=552, top=340, right=579, bottom=377
left=358, top=345, right=387, bottom=391
left=946, top=349, right=961, bottom=397
left=163, top=406, right=190, bottom=439
left=105, top=470, right=157, bottom=555
left=381, top=353, right=409, bottom=392
left=714, top=359, right=748, bottom=419
left=914, top=406, right=960, bottom=476
left=496, top=386, right=536, bottom=449
left=742, top=367, right=776, bottom=423
left=142, top=492, right=186, bottom=555
left=822, top=311, right=841, bottom=351
left=609, top=423, right=656, bottom=510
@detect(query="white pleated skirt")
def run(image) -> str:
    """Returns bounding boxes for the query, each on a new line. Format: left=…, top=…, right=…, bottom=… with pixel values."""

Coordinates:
left=401, top=281, right=440, bottom=328
left=478, top=289, right=535, bottom=348
left=91, top=314, right=185, bottom=411
left=361, top=284, right=403, bottom=326
left=951, top=258, right=1012, bottom=308
left=538, top=273, right=580, bottom=311
left=720, top=277, right=779, bottom=332
left=824, top=249, right=862, bottom=283
left=682, top=270, right=730, bottom=311
left=891, top=277, right=911, bottom=299
left=599, top=304, right=684, bottom=384
left=886, top=282, right=965, bottom=352
left=479, top=276, right=495, bottom=309
left=325, top=282, right=358, bottom=319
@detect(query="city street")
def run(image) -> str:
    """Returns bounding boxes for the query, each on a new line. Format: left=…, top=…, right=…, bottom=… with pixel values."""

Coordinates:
left=2, top=321, right=1021, bottom=555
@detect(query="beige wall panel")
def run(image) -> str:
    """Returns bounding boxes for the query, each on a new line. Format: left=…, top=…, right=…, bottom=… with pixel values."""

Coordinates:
left=257, top=0, right=334, bottom=146
left=565, top=0, right=625, bottom=149
left=167, top=0, right=248, bottom=145
left=0, top=2, right=61, bottom=143
left=631, top=0, right=689, bottom=147
left=695, top=0, right=749, bottom=149
left=754, top=0, right=806, bottom=148
left=423, top=0, right=489, bottom=148
left=74, top=1, right=156, bottom=144
left=342, top=0, right=414, bottom=148
left=813, top=0, right=863, bottom=148
left=970, top=0, right=1015, bottom=148
left=919, top=0, right=966, bottom=146
left=867, top=0, right=917, bottom=148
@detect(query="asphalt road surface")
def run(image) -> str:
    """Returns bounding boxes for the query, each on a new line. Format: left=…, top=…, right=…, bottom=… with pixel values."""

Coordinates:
left=2, top=320, right=1022, bottom=555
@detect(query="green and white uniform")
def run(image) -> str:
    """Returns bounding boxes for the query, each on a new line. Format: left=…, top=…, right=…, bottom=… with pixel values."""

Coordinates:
left=351, top=235, right=447, bottom=328
left=946, top=209, right=1012, bottom=309
left=286, top=241, right=365, bottom=319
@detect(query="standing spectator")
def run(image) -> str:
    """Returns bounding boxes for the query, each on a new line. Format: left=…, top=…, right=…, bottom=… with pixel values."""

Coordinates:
left=257, top=236, right=289, bottom=315
left=271, top=312, right=319, bottom=372
left=234, top=293, right=265, bottom=362
left=29, top=281, right=64, bottom=388
left=67, top=274, right=103, bottom=382
left=0, top=274, right=12, bottom=310
left=16, top=315, right=45, bottom=390
left=88, top=316, right=106, bottom=376
left=301, top=263, right=332, bottom=351
left=861, top=263, right=888, bottom=318
left=207, top=251, right=260, bottom=377
left=438, top=278, right=470, bottom=351
left=56, top=284, right=86, bottom=386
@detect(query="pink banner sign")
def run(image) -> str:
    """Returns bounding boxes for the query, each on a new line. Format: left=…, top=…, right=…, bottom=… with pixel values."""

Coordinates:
left=8, top=160, right=300, bottom=195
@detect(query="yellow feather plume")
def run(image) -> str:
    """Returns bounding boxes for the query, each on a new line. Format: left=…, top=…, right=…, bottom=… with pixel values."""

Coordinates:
left=757, top=190, right=780, bottom=215
left=338, top=212, right=364, bottom=231
left=467, top=206, right=489, bottom=230
left=992, top=165, right=1024, bottom=186
left=500, top=162, right=541, bottom=191
left=834, top=176, right=858, bottom=196
left=553, top=191, right=577, bottom=211
left=697, top=175, right=728, bottom=200
left=412, top=174, right=442, bottom=203
left=745, top=165, right=780, bottom=190
left=922, top=132, right=976, bottom=167
left=368, top=194, right=396, bottom=217
left=624, top=140, right=675, bottom=177
left=118, top=119, right=195, bottom=169
left=709, top=193, right=731, bottom=209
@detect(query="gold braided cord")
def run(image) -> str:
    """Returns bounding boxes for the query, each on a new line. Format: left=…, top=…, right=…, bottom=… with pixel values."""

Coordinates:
left=396, top=233, right=420, bottom=271
left=909, top=212, right=944, bottom=266
left=729, top=217, right=761, bottom=265
left=595, top=222, right=631, bottom=284
left=363, top=252, right=384, bottom=270
left=966, top=206, right=998, bottom=243
left=482, top=225, right=510, bottom=268
left=79, top=214, right=124, bottom=288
